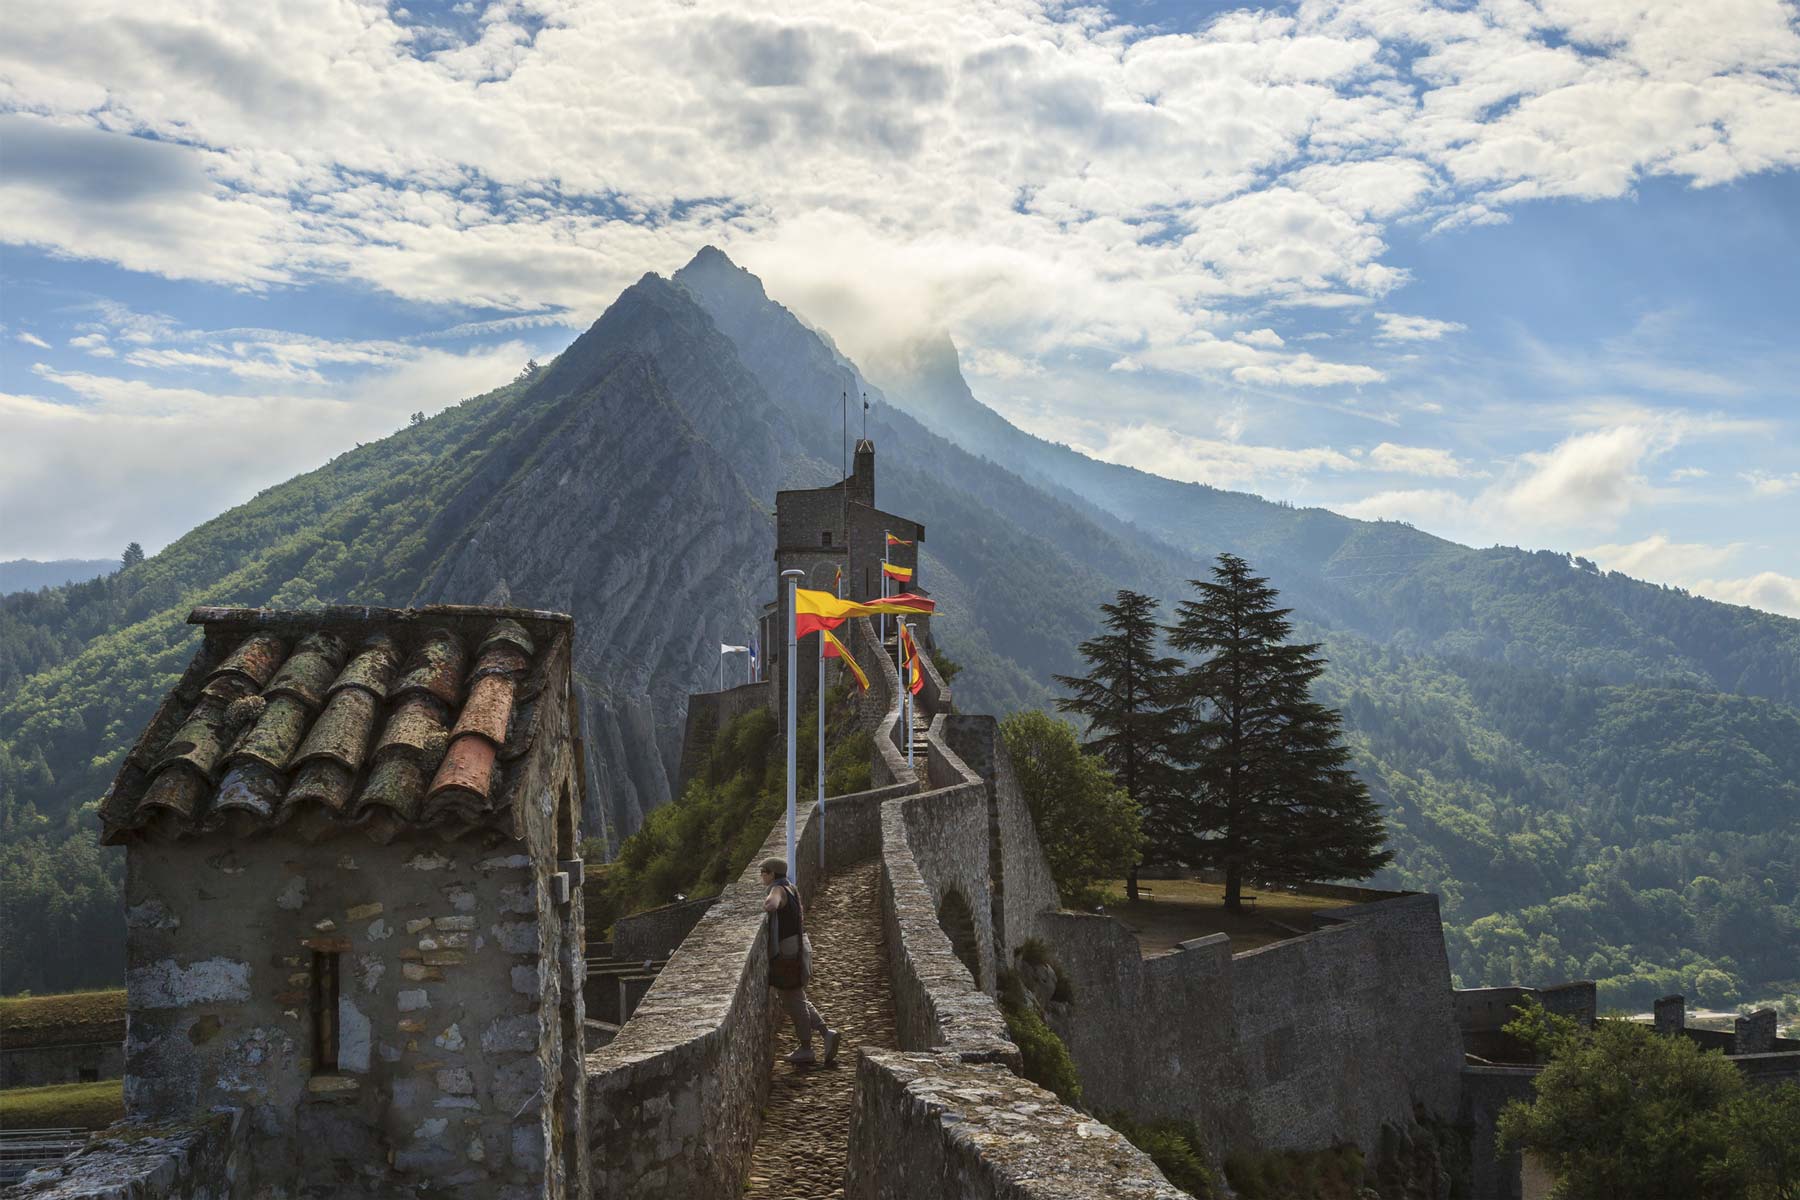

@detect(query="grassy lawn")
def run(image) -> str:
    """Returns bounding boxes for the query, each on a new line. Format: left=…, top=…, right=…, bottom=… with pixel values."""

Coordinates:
left=0, top=990, right=126, bottom=1049
left=1106, top=878, right=1350, bottom=957
left=0, top=1080, right=123, bottom=1131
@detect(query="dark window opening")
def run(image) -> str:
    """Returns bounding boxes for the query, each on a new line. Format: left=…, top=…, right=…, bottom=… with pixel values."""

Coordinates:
left=821, top=530, right=833, bottom=547
left=78, top=1067, right=98, bottom=1083
left=312, top=950, right=340, bottom=1073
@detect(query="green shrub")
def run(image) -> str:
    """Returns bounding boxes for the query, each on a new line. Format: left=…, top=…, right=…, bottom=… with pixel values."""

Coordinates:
left=997, top=970, right=1082, bottom=1107
left=1223, top=1144, right=1365, bottom=1200
left=1103, top=1112, right=1219, bottom=1198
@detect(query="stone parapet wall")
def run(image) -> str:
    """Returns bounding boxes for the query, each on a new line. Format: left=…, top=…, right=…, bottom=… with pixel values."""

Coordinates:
left=7, top=1110, right=247, bottom=1200
left=941, top=715, right=1060, bottom=962
left=612, top=897, right=718, bottom=962
left=1044, top=890, right=1465, bottom=1158
left=583, top=785, right=890, bottom=1199
left=845, top=1053, right=1186, bottom=1200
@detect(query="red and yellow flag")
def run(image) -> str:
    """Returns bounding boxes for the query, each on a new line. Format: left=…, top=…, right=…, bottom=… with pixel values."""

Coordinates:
left=794, top=588, right=936, bottom=639
left=821, top=628, right=869, bottom=692
left=899, top=623, right=925, bottom=695
left=886, top=533, right=913, bottom=546
left=881, top=561, right=914, bottom=582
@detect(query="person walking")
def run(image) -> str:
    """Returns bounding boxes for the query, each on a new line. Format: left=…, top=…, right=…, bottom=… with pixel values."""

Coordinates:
left=760, top=857, right=841, bottom=1066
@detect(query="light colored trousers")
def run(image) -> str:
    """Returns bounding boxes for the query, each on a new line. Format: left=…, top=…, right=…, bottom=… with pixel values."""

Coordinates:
left=775, top=933, right=826, bottom=1050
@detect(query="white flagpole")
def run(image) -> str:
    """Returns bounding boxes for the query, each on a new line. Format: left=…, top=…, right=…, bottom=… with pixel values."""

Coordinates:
left=899, top=617, right=914, bottom=772
left=782, top=569, right=803, bottom=874
left=817, top=634, right=826, bottom=871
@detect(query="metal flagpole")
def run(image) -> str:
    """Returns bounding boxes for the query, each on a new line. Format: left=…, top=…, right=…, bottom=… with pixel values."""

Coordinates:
left=782, top=569, right=803, bottom=874
left=817, top=633, right=826, bottom=871
left=899, top=617, right=913, bottom=772
left=881, top=530, right=890, bottom=646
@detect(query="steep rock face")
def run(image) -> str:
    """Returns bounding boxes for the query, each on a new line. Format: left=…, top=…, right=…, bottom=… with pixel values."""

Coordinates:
left=421, top=277, right=834, bottom=843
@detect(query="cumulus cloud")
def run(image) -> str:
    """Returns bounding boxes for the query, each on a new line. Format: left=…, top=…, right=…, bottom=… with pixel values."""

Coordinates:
left=0, top=340, right=530, bottom=559
left=1374, top=312, right=1467, bottom=342
left=1078, top=423, right=1358, bottom=489
left=1496, top=424, right=1672, bottom=531
left=1367, top=441, right=1468, bottom=477
left=0, top=0, right=1793, bottom=390
left=14, top=331, right=50, bottom=349
left=1742, top=470, right=1800, bottom=496
left=1690, top=572, right=1800, bottom=619
left=1582, top=533, right=1743, bottom=580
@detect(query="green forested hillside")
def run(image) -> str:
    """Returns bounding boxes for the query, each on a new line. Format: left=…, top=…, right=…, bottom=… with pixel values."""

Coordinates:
left=3, top=250, right=1796, bottom=1011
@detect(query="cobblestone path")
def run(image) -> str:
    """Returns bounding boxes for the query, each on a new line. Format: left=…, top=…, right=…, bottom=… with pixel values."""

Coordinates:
left=741, top=857, right=897, bottom=1200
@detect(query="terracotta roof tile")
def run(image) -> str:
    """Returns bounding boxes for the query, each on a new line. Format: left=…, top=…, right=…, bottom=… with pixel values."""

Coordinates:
left=295, top=687, right=380, bottom=773
left=426, top=733, right=498, bottom=818
left=208, top=634, right=287, bottom=690
left=392, top=629, right=466, bottom=707
left=99, top=605, right=572, bottom=845
left=451, top=673, right=515, bottom=744
left=227, top=695, right=312, bottom=772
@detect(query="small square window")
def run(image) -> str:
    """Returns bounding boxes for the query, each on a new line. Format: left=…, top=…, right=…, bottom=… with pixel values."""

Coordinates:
left=821, top=531, right=833, bottom=547
left=78, top=1067, right=99, bottom=1083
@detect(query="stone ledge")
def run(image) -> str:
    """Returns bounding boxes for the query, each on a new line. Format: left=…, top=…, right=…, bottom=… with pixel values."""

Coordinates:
left=846, top=1052, right=1186, bottom=1200
left=6, top=1109, right=244, bottom=1200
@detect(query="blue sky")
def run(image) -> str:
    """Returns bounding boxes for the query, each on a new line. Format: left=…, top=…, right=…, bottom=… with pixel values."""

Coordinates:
left=2, top=0, right=1797, bottom=615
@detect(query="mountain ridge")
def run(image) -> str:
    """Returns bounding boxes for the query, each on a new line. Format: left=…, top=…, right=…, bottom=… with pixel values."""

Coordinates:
left=2, top=248, right=1794, bottom=1009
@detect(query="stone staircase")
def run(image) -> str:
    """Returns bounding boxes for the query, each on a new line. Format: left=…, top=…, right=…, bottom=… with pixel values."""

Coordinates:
left=582, top=938, right=668, bottom=1049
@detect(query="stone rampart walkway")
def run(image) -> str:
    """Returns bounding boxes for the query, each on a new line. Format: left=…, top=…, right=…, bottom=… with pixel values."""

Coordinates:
left=742, top=857, right=897, bottom=1199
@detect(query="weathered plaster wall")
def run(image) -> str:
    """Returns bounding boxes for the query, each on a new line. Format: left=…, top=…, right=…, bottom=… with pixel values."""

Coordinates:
left=844, top=1053, right=1186, bottom=1200
left=583, top=786, right=888, bottom=1200
left=1043, top=893, right=1465, bottom=1158
left=6, top=1111, right=248, bottom=1200
left=123, top=832, right=560, bottom=1200
left=0, top=1040, right=125, bottom=1089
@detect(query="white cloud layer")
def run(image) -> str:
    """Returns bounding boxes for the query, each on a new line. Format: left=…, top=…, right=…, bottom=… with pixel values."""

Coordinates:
left=1, top=0, right=1796, bottom=383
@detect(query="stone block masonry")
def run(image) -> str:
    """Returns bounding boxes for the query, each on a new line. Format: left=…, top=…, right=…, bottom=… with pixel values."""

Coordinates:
left=845, top=1053, right=1187, bottom=1200
left=582, top=786, right=888, bottom=1199
left=122, top=834, right=564, bottom=1197
left=6, top=1110, right=247, bottom=1200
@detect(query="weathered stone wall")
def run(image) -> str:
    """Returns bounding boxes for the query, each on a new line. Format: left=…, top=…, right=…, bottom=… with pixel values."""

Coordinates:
left=611, top=897, right=718, bottom=962
left=674, top=681, right=773, bottom=797
left=941, top=715, right=1060, bottom=965
left=1043, top=892, right=1465, bottom=1158
left=6, top=1111, right=248, bottom=1200
left=583, top=785, right=889, bottom=1199
left=1461, top=1065, right=1537, bottom=1200
left=124, top=832, right=560, bottom=1199
left=0, top=1040, right=125, bottom=1089
left=845, top=1052, right=1187, bottom=1200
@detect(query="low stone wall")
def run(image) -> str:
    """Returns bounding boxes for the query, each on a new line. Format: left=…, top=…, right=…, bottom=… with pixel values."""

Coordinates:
left=7, top=1110, right=247, bottom=1199
left=1044, top=891, right=1465, bottom=1157
left=583, top=784, right=890, bottom=1199
left=845, top=1053, right=1186, bottom=1200
left=876, top=797, right=1015, bottom=1066
left=0, top=1040, right=125, bottom=1089
left=942, top=715, right=1060, bottom=963
left=1461, top=1065, right=1537, bottom=1200
left=612, top=897, right=718, bottom=962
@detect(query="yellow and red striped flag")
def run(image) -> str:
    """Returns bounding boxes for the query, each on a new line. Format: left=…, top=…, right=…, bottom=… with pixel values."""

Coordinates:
left=899, top=623, right=925, bottom=695
left=794, top=588, right=936, bottom=639
left=821, top=628, right=869, bottom=692
left=881, top=561, right=913, bottom=582
left=886, top=533, right=913, bottom=546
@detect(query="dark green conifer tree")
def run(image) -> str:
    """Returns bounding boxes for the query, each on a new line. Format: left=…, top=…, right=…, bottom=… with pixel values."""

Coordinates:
left=1167, top=553, right=1390, bottom=911
left=1053, top=589, right=1182, bottom=901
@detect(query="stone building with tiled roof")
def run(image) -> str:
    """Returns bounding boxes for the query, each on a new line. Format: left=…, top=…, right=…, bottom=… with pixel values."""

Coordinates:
left=99, top=604, right=588, bottom=1199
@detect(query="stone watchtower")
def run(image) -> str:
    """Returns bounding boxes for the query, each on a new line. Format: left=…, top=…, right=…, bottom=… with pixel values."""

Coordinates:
left=758, top=440, right=926, bottom=701
left=98, top=605, right=588, bottom=1199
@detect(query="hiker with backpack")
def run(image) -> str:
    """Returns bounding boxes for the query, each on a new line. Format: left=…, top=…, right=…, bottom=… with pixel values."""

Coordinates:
left=761, top=857, right=842, bottom=1066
